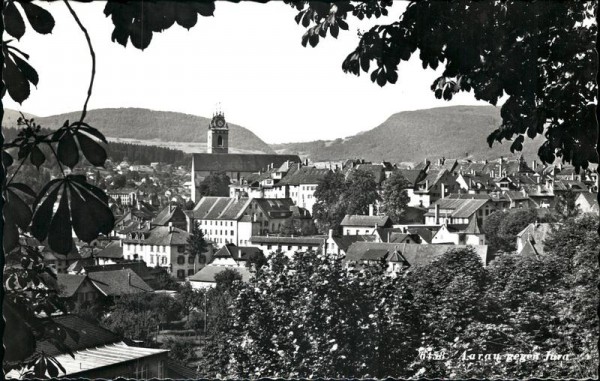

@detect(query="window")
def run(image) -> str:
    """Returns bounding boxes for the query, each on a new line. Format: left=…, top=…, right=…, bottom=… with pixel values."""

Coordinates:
left=162, top=246, right=166, bottom=253
left=177, top=256, right=185, bottom=265
left=188, top=256, right=195, bottom=264
left=231, top=230, right=234, bottom=236
left=217, top=135, right=223, bottom=147
left=177, top=246, right=185, bottom=253
left=177, top=269, right=185, bottom=279
left=150, top=255, right=154, bottom=264
left=161, top=256, right=167, bottom=265
left=288, top=245, right=292, bottom=251
left=199, top=255, right=206, bottom=264
left=267, top=245, right=272, bottom=250
left=188, top=269, right=195, bottom=276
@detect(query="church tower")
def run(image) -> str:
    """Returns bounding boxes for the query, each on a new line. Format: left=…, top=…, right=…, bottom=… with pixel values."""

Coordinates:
left=207, top=111, right=229, bottom=154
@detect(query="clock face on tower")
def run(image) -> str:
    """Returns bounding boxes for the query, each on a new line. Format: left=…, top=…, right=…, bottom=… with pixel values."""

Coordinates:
left=216, top=118, right=225, bottom=128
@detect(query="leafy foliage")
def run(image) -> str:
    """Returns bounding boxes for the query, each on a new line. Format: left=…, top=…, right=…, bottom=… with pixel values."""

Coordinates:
left=380, top=170, right=411, bottom=222
left=287, top=1, right=598, bottom=169
left=198, top=171, right=230, bottom=197
left=483, top=209, right=540, bottom=253
left=312, top=169, right=379, bottom=234
left=101, top=293, right=184, bottom=343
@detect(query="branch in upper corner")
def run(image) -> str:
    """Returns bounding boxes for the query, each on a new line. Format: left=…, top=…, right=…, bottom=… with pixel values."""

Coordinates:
left=63, top=0, right=95, bottom=125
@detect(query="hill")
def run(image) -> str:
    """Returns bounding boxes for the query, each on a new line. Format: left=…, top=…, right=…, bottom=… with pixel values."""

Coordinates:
left=2, top=108, right=275, bottom=154
left=272, top=105, right=545, bottom=164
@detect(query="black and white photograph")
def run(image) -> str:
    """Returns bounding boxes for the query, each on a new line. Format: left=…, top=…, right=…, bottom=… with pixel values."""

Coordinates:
left=1, top=1, right=598, bottom=379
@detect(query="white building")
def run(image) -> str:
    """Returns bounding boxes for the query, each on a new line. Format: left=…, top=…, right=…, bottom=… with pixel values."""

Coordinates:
left=122, top=224, right=198, bottom=280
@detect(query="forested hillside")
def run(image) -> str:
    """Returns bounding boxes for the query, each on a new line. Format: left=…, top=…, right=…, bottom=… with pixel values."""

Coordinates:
left=273, top=106, right=545, bottom=163
left=3, top=108, right=275, bottom=154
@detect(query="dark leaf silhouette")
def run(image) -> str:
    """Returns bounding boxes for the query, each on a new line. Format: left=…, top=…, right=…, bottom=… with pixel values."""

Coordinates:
left=31, top=176, right=114, bottom=254
left=30, top=145, right=46, bottom=168
left=3, top=150, right=15, bottom=168
left=104, top=1, right=215, bottom=50
left=3, top=50, right=30, bottom=103
left=3, top=184, right=35, bottom=252
left=20, top=1, right=55, bottom=35
left=56, top=129, right=79, bottom=169
left=77, top=132, right=107, bottom=166
left=4, top=1, right=26, bottom=40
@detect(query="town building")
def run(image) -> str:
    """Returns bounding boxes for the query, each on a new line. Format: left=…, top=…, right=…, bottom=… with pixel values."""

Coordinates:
left=4, top=314, right=195, bottom=379
left=516, top=222, right=554, bottom=257
left=107, top=188, right=138, bottom=206
left=249, top=235, right=326, bottom=257
left=343, top=242, right=488, bottom=272
left=122, top=225, right=198, bottom=280
left=424, top=198, right=495, bottom=226
left=191, top=112, right=300, bottom=202
left=340, top=211, right=393, bottom=235
left=576, top=192, right=599, bottom=214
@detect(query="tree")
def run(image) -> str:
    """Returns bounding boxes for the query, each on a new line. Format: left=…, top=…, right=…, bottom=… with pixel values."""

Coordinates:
left=286, top=1, right=597, bottom=169
left=343, top=168, right=379, bottom=216
left=198, top=172, right=230, bottom=197
left=312, top=169, right=379, bottom=234
left=187, top=224, right=209, bottom=262
left=312, top=171, right=347, bottom=234
left=101, top=293, right=184, bottom=343
left=496, top=208, right=540, bottom=252
left=177, top=282, right=204, bottom=321
left=380, top=170, right=411, bottom=222
left=214, top=268, right=243, bottom=292
left=216, top=252, right=420, bottom=378
left=482, top=210, right=509, bottom=253
left=554, top=189, right=580, bottom=220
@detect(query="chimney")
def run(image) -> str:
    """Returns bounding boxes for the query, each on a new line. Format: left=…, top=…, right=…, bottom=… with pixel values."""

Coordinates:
left=531, top=160, right=536, bottom=170
left=425, top=180, right=429, bottom=190
left=128, top=270, right=131, bottom=286
left=368, top=204, right=374, bottom=216
left=434, top=204, right=439, bottom=224
left=168, top=222, right=173, bottom=232
left=119, top=240, right=123, bottom=247
left=441, top=183, right=445, bottom=199
left=328, top=229, right=333, bottom=239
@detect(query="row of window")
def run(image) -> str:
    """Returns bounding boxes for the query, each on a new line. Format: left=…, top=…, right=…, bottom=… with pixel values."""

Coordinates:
left=200, top=220, right=235, bottom=227
left=204, top=229, right=235, bottom=236
left=177, top=269, right=196, bottom=279
left=126, top=244, right=167, bottom=253
left=266, top=244, right=315, bottom=251
left=176, top=255, right=205, bottom=265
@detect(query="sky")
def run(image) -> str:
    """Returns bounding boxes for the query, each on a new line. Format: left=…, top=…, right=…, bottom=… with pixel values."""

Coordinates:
left=5, top=1, right=492, bottom=144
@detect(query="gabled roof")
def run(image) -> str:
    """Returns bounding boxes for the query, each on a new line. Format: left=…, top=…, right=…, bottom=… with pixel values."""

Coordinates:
left=398, top=169, right=423, bottom=185
left=345, top=242, right=488, bottom=267
left=353, top=164, right=386, bottom=184
left=192, top=153, right=301, bottom=173
left=25, top=342, right=168, bottom=377
left=151, top=204, right=186, bottom=226
left=340, top=215, right=392, bottom=227
left=278, top=166, right=331, bottom=185
left=253, top=198, right=296, bottom=218
left=519, top=240, right=540, bottom=259
left=250, top=235, right=326, bottom=245
left=188, top=265, right=252, bottom=283
left=36, top=315, right=122, bottom=356
left=425, top=198, right=489, bottom=218
left=53, top=274, right=88, bottom=298
left=124, top=226, right=189, bottom=246
left=95, top=240, right=124, bottom=259
left=88, top=269, right=153, bottom=296
left=516, top=222, right=553, bottom=255
left=214, top=244, right=263, bottom=261
left=577, top=192, right=599, bottom=207
left=192, top=196, right=252, bottom=220
left=331, top=235, right=377, bottom=252
left=462, top=217, right=482, bottom=234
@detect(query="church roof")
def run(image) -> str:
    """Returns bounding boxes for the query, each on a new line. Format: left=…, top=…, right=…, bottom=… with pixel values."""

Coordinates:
left=193, top=153, right=301, bottom=173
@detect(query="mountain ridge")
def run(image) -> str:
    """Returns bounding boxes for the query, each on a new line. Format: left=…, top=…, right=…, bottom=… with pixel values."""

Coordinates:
left=2, top=107, right=275, bottom=154
left=272, top=105, right=545, bottom=164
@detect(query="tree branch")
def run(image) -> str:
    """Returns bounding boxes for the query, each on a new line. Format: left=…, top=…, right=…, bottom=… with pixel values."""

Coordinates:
left=63, top=0, right=96, bottom=125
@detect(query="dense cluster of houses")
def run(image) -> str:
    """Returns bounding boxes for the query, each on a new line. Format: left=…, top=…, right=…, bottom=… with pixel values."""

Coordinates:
left=8, top=113, right=598, bottom=379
